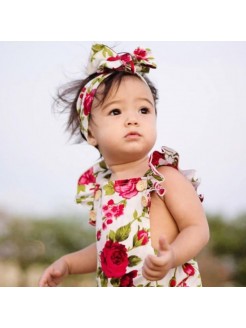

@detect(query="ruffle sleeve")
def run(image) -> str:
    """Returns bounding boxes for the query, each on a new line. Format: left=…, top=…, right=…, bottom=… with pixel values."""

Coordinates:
left=76, top=160, right=111, bottom=226
left=148, top=146, right=204, bottom=202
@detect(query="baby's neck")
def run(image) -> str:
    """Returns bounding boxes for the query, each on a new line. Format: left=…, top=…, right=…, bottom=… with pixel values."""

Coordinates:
left=108, top=156, right=149, bottom=180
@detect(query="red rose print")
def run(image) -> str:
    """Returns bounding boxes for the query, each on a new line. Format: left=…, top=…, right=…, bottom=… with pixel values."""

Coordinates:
left=102, top=200, right=125, bottom=230
left=116, top=204, right=124, bottom=217
left=107, top=54, right=134, bottom=72
left=178, top=281, right=188, bottom=287
left=107, top=55, right=120, bottom=62
left=177, top=277, right=189, bottom=287
left=111, top=206, right=117, bottom=213
left=93, top=184, right=100, bottom=196
left=120, top=270, right=138, bottom=287
left=96, top=230, right=101, bottom=241
left=133, top=48, right=148, bottom=61
left=106, top=219, right=113, bottom=225
left=83, top=89, right=96, bottom=116
left=114, top=178, right=141, bottom=199
left=137, top=229, right=149, bottom=245
left=79, top=87, right=86, bottom=99
left=182, top=263, right=195, bottom=276
left=100, top=240, right=128, bottom=278
left=105, top=212, right=113, bottom=219
left=119, top=53, right=132, bottom=65
left=154, top=182, right=165, bottom=197
left=78, top=167, right=96, bottom=185
left=169, top=277, right=176, bottom=287
left=107, top=54, right=132, bottom=65
left=151, top=151, right=163, bottom=166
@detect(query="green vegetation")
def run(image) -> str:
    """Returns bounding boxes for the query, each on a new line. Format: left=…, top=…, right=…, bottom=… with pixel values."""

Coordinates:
left=0, top=214, right=95, bottom=286
left=208, top=214, right=246, bottom=286
left=0, top=211, right=245, bottom=286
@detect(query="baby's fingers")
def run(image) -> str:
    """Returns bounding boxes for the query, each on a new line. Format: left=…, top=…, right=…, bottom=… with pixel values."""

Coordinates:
left=46, top=279, right=59, bottom=287
left=144, top=254, right=166, bottom=269
left=142, top=255, right=170, bottom=281
left=142, top=265, right=161, bottom=281
left=39, top=269, right=60, bottom=287
left=39, top=277, right=49, bottom=287
left=142, top=255, right=162, bottom=281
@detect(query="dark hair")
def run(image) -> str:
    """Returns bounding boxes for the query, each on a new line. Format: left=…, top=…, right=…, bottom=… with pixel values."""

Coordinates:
left=54, top=71, right=158, bottom=142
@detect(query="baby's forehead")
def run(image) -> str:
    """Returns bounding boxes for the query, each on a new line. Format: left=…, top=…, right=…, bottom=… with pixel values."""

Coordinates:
left=95, top=75, right=153, bottom=104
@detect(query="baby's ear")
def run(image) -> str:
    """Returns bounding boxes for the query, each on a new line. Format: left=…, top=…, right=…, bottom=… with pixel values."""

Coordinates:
left=87, top=129, right=98, bottom=147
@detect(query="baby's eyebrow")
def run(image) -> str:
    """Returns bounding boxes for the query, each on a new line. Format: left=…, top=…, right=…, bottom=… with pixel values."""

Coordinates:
left=136, top=97, right=154, bottom=107
left=102, top=98, right=154, bottom=110
left=101, top=100, right=122, bottom=110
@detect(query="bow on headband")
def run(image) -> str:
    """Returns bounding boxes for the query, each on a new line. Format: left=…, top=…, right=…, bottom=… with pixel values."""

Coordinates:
left=76, top=44, right=157, bottom=141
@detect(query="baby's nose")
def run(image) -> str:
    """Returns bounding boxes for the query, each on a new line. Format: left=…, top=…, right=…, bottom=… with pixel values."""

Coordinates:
left=127, top=119, right=138, bottom=125
left=125, top=114, right=139, bottom=126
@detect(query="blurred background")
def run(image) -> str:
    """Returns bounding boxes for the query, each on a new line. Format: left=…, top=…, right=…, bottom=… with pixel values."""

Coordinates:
left=1, top=41, right=246, bottom=286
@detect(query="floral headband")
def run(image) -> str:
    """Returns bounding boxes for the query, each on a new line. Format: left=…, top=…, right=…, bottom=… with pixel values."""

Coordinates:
left=76, top=44, right=157, bottom=140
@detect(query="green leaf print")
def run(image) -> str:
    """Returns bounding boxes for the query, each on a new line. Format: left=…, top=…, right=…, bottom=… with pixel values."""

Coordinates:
left=147, top=180, right=153, bottom=188
left=145, top=282, right=152, bottom=287
left=97, top=267, right=102, bottom=276
left=102, top=46, right=114, bottom=58
left=77, top=185, right=86, bottom=193
left=133, top=235, right=143, bottom=247
left=115, top=223, right=131, bottom=242
left=91, top=44, right=105, bottom=61
left=91, top=44, right=105, bottom=53
left=100, top=272, right=108, bottom=287
left=142, top=207, right=148, bottom=215
left=110, top=278, right=120, bottom=287
left=103, top=181, right=115, bottom=195
left=152, top=174, right=163, bottom=181
left=99, top=160, right=107, bottom=170
left=120, top=199, right=127, bottom=206
left=128, top=255, right=142, bottom=267
left=133, top=210, right=138, bottom=220
left=108, top=230, right=116, bottom=242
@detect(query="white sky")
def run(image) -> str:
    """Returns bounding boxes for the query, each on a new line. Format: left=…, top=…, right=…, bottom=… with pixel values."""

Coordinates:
left=1, top=41, right=246, bottom=219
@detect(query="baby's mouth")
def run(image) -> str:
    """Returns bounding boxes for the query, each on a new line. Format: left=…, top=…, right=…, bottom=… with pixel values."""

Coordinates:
left=125, top=132, right=141, bottom=138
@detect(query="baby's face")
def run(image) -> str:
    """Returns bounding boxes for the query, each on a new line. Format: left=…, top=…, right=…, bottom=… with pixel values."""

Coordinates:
left=88, top=76, right=157, bottom=165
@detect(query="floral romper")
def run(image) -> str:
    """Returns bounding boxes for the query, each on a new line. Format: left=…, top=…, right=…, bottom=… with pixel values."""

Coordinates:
left=76, top=146, right=203, bottom=287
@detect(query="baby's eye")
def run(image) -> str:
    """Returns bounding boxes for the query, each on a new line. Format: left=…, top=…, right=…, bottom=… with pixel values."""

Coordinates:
left=139, top=107, right=150, bottom=114
left=109, top=109, right=121, bottom=116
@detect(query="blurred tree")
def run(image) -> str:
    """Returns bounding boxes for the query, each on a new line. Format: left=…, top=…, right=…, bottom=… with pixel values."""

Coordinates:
left=1, top=211, right=246, bottom=286
left=0, top=215, right=95, bottom=286
left=208, top=213, right=246, bottom=286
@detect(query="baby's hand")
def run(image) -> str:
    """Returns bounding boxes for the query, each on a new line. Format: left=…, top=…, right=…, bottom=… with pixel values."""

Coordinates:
left=38, top=257, right=69, bottom=287
left=142, top=236, right=175, bottom=281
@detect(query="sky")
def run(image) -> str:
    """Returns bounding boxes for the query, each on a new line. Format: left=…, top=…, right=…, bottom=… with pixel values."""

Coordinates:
left=1, top=41, right=246, bottom=219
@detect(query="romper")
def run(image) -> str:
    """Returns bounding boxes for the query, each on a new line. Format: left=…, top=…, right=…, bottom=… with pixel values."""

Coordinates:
left=76, top=146, right=203, bottom=287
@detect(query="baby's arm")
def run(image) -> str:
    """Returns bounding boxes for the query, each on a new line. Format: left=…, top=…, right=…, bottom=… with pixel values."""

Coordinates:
left=143, top=166, right=209, bottom=281
left=39, top=242, right=97, bottom=287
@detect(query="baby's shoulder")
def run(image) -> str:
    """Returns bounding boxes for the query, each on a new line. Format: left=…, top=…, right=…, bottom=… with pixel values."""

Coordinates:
left=158, top=165, right=182, bottom=179
left=157, top=165, right=191, bottom=190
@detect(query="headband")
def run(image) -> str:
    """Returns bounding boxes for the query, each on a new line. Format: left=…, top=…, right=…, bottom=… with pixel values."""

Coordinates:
left=76, top=44, right=157, bottom=140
